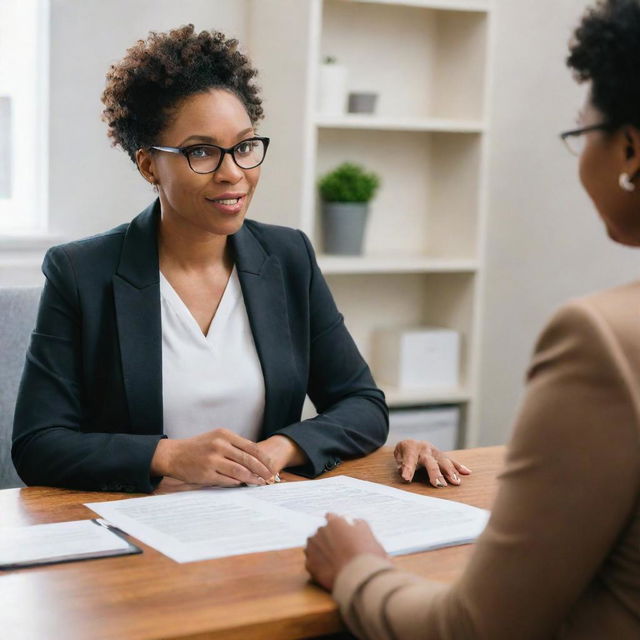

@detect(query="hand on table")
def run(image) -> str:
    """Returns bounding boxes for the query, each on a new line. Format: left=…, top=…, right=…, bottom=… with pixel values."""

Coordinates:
left=256, top=434, right=308, bottom=476
left=305, top=513, right=389, bottom=592
left=151, top=428, right=276, bottom=487
left=394, top=440, right=471, bottom=488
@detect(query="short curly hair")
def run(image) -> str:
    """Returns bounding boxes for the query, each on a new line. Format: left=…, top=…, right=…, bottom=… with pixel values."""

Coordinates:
left=101, top=25, right=264, bottom=163
left=567, top=0, right=640, bottom=129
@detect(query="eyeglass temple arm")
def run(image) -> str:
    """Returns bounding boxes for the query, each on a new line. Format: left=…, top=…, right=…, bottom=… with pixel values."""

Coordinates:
left=150, top=146, right=183, bottom=154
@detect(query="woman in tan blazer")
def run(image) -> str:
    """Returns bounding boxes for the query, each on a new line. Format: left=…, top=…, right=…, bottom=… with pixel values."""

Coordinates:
left=305, top=1, right=640, bottom=637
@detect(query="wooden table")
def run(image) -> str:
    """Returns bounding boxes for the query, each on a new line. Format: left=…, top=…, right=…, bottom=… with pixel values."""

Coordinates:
left=0, top=446, right=505, bottom=640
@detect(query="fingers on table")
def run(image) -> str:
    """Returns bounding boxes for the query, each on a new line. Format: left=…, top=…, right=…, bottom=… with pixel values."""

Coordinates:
left=438, top=456, right=461, bottom=485
left=420, top=451, right=449, bottom=488
left=394, top=443, right=419, bottom=483
left=453, top=460, right=472, bottom=475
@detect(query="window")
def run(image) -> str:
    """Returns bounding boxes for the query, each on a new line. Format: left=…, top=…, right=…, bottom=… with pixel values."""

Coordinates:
left=0, top=0, right=49, bottom=233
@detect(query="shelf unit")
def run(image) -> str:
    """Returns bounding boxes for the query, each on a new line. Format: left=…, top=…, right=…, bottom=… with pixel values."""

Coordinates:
left=248, top=0, right=492, bottom=445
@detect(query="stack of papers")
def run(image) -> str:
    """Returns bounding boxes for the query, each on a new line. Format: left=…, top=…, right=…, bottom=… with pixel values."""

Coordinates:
left=0, top=519, right=141, bottom=569
left=87, top=476, right=489, bottom=563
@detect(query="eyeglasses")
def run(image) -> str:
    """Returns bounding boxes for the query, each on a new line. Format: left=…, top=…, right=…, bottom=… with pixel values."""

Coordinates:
left=559, top=123, right=611, bottom=156
left=150, top=136, right=270, bottom=174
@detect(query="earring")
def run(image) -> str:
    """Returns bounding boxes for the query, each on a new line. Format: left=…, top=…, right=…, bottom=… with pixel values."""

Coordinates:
left=619, top=173, right=636, bottom=192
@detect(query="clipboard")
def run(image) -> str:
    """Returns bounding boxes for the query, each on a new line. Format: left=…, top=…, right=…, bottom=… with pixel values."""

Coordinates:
left=0, top=518, right=142, bottom=570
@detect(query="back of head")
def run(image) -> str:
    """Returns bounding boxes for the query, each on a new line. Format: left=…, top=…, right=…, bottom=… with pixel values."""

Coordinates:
left=568, top=0, right=640, bottom=129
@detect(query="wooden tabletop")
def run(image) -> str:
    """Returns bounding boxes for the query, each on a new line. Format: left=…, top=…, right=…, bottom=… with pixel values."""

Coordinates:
left=0, top=446, right=505, bottom=640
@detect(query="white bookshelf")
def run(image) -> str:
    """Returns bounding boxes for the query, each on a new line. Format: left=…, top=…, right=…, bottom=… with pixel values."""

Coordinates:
left=249, top=0, right=492, bottom=445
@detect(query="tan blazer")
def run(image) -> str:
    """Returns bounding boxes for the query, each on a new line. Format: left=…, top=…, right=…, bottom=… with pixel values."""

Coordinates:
left=334, top=284, right=640, bottom=639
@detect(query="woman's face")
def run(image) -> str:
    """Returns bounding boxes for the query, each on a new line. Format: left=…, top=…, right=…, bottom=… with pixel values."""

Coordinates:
left=143, top=89, right=261, bottom=238
left=579, top=99, right=640, bottom=246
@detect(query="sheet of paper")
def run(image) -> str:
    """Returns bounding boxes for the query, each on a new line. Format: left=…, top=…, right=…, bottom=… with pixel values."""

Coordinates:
left=245, top=476, right=490, bottom=555
left=0, top=520, right=132, bottom=567
left=86, top=476, right=489, bottom=563
left=86, top=490, right=312, bottom=562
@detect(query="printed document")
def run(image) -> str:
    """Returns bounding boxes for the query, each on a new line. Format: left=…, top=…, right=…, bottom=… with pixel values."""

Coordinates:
left=86, top=476, right=489, bottom=563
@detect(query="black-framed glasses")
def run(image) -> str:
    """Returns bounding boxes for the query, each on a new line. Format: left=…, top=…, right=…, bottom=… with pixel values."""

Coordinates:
left=150, top=136, right=270, bottom=174
left=559, top=123, right=611, bottom=156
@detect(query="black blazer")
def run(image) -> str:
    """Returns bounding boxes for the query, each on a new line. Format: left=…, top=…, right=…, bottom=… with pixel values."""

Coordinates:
left=12, top=201, right=388, bottom=492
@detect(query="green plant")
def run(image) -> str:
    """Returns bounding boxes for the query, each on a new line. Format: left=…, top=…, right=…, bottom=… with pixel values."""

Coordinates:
left=318, top=163, right=380, bottom=203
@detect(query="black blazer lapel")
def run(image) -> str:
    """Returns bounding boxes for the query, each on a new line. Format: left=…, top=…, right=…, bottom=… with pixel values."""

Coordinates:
left=113, top=200, right=163, bottom=436
left=230, top=225, right=299, bottom=437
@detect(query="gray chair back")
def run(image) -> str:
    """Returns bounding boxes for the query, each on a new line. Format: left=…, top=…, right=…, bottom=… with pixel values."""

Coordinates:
left=0, top=286, right=41, bottom=488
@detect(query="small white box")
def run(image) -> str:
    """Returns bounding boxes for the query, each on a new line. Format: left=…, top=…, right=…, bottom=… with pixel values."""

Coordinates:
left=374, top=327, right=460, bottom=389
left=387, top=406, right=460, bottom=450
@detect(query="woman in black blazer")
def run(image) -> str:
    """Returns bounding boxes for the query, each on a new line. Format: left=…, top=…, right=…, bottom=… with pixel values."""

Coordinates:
left=12, top=26, right=467, bottom=493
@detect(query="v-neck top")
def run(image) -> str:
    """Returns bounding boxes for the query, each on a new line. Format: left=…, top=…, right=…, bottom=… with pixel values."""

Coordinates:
left=159, top=266, right=265, bottom=442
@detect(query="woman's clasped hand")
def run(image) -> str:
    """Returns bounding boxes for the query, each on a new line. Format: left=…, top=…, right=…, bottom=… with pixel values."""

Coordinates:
left=151, top=428, right=274, bottom=486
left=151, top=430, right=305, bottom=487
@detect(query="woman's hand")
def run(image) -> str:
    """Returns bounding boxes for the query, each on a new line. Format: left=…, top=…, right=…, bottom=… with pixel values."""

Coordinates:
left=305, top=513, right=389, bottom=592
left=394, top=440, right=471, bottom=487
left=256, top=434, right=308, bottom=475
left=151, top=428, right=276, bottom=487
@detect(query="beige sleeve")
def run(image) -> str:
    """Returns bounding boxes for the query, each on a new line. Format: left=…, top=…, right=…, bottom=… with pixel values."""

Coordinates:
left=333, top=299, right=640, bottom=640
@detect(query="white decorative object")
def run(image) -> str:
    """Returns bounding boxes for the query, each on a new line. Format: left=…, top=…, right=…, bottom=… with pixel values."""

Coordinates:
left=387, top=406, right=460, bottom=450
left=317, top=58, right=348, bottom=115
left=374, top=326, right=460, bottom=389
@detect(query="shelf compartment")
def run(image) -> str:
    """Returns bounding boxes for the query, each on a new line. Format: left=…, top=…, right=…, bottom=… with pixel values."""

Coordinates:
left=321, top=0, right=489, bottom=121
left=325, top=272, right=476, bottom=382
left=315, top=128, right=482, bottom=259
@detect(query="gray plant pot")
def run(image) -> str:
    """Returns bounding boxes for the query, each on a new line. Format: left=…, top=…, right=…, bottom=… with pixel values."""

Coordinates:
left=348, top=92, right=378, bottom=114
left=322, top=202, right=369, bottom=255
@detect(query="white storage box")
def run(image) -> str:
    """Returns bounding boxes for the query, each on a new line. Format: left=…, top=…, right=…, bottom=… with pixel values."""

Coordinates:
left=387, top=405, right=460, bottom=450
left=374, top=327, right=460, bottom=389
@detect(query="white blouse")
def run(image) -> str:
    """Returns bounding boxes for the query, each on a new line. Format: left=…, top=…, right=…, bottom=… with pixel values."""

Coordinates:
left=159, top=266, right=265, bottom=442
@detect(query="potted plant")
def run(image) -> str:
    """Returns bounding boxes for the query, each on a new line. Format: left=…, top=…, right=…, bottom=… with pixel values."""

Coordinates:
left=318, top=162, right=380, bottom=255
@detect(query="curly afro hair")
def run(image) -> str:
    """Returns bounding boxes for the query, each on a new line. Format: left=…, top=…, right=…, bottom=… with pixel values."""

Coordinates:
left=101, top=25, right=264, bottom=163
left=568, top=0, right=640, bottom=129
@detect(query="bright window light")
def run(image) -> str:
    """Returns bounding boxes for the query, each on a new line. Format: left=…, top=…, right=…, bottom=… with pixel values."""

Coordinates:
left=0, top=0, right=49, bottom=234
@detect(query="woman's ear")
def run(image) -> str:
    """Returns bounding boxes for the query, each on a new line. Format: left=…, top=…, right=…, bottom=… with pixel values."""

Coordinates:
left=621, top=126, right=640, bottom=180
left=135, top=148, right=158, bottom=186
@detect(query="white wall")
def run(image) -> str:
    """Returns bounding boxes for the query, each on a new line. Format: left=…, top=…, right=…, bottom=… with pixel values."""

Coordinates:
left=476, top=0, right=640, bottom=445
left=48, top=0, right=248, bottom=238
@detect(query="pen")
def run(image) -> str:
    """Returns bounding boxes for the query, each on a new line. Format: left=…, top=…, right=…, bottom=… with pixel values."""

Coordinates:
left=92, top=518, right=128, bottom=537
